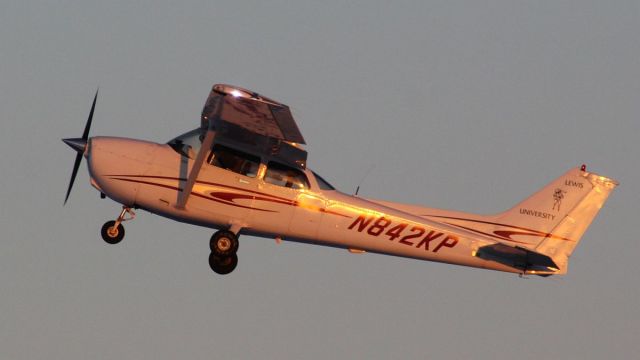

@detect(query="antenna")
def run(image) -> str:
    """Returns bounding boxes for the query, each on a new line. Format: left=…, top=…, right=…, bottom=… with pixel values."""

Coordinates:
left=354, top=164, right=375, bottom=196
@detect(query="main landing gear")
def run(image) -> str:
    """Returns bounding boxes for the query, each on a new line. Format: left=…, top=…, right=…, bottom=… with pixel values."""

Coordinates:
left=101, top=206, right=135, bottom=244
left=99, top=206, right=239, bottom=275
left=209, top=230, right=239, bottom=275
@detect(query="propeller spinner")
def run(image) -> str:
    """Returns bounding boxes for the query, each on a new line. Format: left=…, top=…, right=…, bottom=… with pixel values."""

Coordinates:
left=63, top=89, right=98, bottom=205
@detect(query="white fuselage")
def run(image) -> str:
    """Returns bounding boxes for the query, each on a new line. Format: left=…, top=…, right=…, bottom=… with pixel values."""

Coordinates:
left=85, top=136, right=542, bottom=275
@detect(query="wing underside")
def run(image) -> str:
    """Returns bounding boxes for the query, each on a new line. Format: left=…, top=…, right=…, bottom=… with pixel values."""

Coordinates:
left=201, top=84, right=307, bottom=169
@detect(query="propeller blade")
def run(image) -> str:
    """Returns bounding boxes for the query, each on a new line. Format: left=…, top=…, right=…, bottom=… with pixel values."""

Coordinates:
left=63, top=88, right=98, bottom=205
left=82, top=89, right=98, bottom=140
left=64, top=152, right=83, bottom=205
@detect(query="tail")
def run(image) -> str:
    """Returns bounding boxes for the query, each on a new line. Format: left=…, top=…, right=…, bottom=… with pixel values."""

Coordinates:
left=493, top=165, right=618, bottom=274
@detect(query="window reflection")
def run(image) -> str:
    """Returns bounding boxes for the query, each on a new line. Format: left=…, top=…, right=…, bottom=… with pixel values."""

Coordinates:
left=264, top=162, right=309, bottom=189
left=208, top=145, right=260, bottom=178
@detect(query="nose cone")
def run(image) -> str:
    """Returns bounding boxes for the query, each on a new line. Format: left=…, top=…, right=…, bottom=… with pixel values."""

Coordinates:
left=62, top=138, right=87, bottom=153
left=88, top=137, right=159, bottom=206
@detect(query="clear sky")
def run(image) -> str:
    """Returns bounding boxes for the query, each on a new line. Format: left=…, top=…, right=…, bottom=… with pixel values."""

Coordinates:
left=1, top=1, right=639, bottom=359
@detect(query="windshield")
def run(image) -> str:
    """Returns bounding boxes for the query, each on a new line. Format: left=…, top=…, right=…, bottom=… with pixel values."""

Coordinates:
left=168, top=128, right=203, bottom=158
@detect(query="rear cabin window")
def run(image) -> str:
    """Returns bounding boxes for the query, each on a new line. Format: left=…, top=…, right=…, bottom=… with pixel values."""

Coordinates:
left=264, top=162, right=309, bottom=190
left=312, top=171, right=335, bottom=190
left=208, top=145, right=260, bottom=178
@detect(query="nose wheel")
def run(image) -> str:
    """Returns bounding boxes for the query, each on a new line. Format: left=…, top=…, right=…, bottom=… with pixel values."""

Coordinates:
left=209, top=230, right=240, bottom=275
left=101, top=221, right=125, bottom=244
left=100, top=206, right=135, bottom=244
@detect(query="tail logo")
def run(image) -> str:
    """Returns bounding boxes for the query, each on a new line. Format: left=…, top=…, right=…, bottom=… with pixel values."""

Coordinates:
left=564, top=180, right=584, bottom=188
left=552, top=188, right=566, bottom=211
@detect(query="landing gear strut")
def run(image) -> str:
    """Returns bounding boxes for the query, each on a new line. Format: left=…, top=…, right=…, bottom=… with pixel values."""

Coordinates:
left=101, top=206, right=135, bottom=244
left=208, top=230, right=239, bottom=275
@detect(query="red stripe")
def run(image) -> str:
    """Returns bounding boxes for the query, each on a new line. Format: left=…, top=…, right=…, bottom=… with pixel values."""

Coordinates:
left=441, top=222, right=531, bottom=244
left=108, top=175, right=349, bottom=217
left=110, top=177, right=276, bottom=212
left=107, top=174, right=294, bottom=203
left=423, top=214, right=574, bottom=242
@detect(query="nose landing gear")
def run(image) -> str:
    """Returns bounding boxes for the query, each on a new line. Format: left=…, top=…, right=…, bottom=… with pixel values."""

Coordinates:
left=100, top=206, right=135, bottom=244
left=208, top=230, right=240, bottom=275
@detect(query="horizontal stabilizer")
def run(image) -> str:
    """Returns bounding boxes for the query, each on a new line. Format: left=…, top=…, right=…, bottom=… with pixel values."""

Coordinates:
left=476, top=243, right=559, bottom=274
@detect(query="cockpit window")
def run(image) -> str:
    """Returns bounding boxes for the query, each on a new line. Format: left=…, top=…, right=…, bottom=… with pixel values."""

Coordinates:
left=168, top=128, right=202, bottom=158
left=208, top=144, right=260, bottom=178
left=312, top=171, right=335, bottom=190
left=264, top=162, right=309, bottom=190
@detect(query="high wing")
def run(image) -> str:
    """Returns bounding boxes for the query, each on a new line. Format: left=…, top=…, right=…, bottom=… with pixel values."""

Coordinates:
left=201, top=84, right=305, bottom=145
left=177, top=84, right=307, bottom=208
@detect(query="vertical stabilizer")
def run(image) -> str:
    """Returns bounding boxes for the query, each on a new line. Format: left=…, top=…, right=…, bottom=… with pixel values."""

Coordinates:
left=493, top=167, right=618, bottom=273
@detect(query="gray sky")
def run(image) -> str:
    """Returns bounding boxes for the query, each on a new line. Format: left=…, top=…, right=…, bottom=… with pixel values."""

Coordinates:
left=1, top=1, right=639, bottom=359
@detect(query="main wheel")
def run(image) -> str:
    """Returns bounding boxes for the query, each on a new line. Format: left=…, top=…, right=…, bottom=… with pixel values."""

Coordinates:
left=208, top=253, right=238, bottom=275
left=209, top=230, right=239, bottom=257
left=101, top=220, right=125, bottom=244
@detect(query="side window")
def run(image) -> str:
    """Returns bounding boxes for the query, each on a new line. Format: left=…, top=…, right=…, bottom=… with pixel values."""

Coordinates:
left=208, top=145, right=260, bottom=178
left=264, top=162, right=309, bottom=190
left=167, top=128, right=202, bottom=159
left=312, top=171, right=335, bottom=190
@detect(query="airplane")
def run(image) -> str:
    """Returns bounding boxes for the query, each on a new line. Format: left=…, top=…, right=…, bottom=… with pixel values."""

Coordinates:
left=63, top=84, right=618, bottom=276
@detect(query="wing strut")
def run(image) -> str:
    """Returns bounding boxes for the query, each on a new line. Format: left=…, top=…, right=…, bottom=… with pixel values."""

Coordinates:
left=176, top=89, right=227, bottom=209
left=176, top=130, right=215, bottom=208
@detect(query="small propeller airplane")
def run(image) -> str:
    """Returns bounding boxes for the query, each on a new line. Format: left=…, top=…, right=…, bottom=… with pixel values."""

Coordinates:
left=63, top=84, right=618, bottom=276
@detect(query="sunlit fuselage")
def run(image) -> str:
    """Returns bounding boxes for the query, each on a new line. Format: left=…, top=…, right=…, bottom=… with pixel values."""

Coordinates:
left=86, top=136, right=528, bottom=274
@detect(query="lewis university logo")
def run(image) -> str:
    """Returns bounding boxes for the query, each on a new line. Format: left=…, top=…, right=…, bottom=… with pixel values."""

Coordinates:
left=552, top=188, right=566, bottom=211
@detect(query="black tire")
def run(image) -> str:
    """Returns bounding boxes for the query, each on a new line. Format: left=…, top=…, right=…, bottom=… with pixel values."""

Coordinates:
left=208, top=253, right=238, bottom=275
left=209, top=230, right=239, bottom=257
left=101, top=220, right=125, bottom=244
